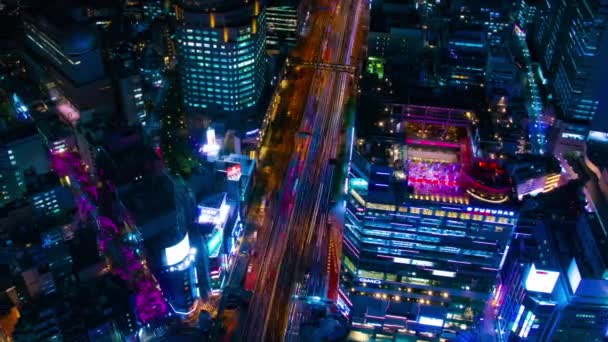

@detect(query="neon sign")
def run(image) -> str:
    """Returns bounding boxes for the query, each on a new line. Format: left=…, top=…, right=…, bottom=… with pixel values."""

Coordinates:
left=525, top=264, right=559, bottom=293
left=358, top=277, right=381, bottom=284
left=227, top=164, right=241, bottom=181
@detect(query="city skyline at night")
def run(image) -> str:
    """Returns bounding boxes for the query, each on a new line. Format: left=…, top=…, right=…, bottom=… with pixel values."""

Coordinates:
left=0, top=0, right=607, bottom=341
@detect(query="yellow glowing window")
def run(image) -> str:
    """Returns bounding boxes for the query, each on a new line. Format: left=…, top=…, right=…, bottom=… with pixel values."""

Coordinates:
left=398, top=206, right=408, bottom=213
left=423, top=209, right=434, bottom=216
left=485, top=216, right=496, bottom=222
left=498, top=217, right=509, bottom=224
left=435, top=210, right=446, bottom=217
left=473, top=214, right=483, bottom=221
left=460, top=213, right=471, bottom=220
left=447, top=212, right=458, bottom=218
left=411, top=208, right=421, bottom=214
left=367, top=203, right=396, bottom=211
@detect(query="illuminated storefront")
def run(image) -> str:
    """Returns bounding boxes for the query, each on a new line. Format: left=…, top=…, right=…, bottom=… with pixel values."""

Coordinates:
left=196, top=192, right=242, bottom=292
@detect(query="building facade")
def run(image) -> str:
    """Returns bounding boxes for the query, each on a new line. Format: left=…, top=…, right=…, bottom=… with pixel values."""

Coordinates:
left=176, top=0, right=267, bottom=124
left=532, top=0, right=608, bottom=126
left=495, top=210, right=608, bottom=341
left=340, top=104, right=518, bottom=340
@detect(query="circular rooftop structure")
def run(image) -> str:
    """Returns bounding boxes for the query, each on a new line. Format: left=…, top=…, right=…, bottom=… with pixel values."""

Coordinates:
left=59, top=24, right=98, bottom=55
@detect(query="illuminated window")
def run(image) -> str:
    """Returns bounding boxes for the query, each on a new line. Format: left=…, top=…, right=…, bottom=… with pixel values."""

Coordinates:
left=460, top=213, right=471, bottom=220
left=411, top=208, right=421, bottom=214
left=447, top=212, right=458, bottom=218
left=498, top=217, right=509, bottom=224
left=485, top=216, right=496, bottom=223
left=435, top=210, right=445, bottom=217
left=423, top=209, right=433, bottom=216
left=473, top=214, right=483, bottom=221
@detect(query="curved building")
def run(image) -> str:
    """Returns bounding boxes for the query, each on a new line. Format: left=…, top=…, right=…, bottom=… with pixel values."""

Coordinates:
left=143, top=224, right=199, bottom=316
left=175, top=0, right=267, bottom=124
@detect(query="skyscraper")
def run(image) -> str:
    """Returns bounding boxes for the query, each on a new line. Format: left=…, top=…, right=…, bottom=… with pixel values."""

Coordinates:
left=494, top=182, right=608, bottom=341
left=532, top=0, right=608, bottom=126
left=340, top=104, right=518, bottom=340
left=175, top=0, right=267, bottom=126
left=266, top=0, right=300, bottom=54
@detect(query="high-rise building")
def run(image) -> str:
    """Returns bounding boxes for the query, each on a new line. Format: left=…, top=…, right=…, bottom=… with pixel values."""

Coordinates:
left=485, top=46, right=518, bottom=102
left=0, top=123, right=51, bottom=207
left=23, top=12, right=115, bottom=116
left=442, top=25, right=488, bottom=91
left=449, top=0, right=514, bottom=47
left=117, top=73, right=147, bottom=126
left=175, top=0, right=267, bottom=125
left=341, top=104, right=518, bottom=340
left=532, top=0, right=608, bottom=126
left=494, top=188, right=608, bottom=341
left=25, top=171, right=75, bottom=219
left=367, top=1, right=424, bottom=63
left=505, top=154, right=561, bottom=201
left=266, top=0, right=300, bottom=54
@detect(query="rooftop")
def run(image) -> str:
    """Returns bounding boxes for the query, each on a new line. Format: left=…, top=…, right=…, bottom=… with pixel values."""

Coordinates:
left=119, top=174, right=177, bottom=238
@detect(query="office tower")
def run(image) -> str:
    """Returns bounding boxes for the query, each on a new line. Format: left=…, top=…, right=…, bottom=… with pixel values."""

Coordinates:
left=367, top=1, right=424, bottom=63
left=117, top=73, right=147, bottom=126
left=143, top=0, right=168, bottom=21
left=25, top=171, right=75, bottom=219
left=504, top=154, right=561, bottom=201
left=443, top=24, right=488, bottom=91
left=449, top=0, right=514, bottom=47
left=494, top=188, right=608, bottom=341
left=266, top=0, right=300, bottom=54
left=514, top=0, right=541, bottom=32
left=532, top=0, right=608, bottom=126
left=0, top=123, right=51, bottom=207
left=175, top=0, right=267, bottom=125
left=341, top=104, right=518, bottom=339
left=485, top=46, right=518, bottom=102
left=23, top=12, right=114, bottom=116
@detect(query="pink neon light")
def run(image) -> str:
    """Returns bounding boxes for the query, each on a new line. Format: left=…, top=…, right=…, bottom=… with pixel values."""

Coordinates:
left=51, top=152, right=168, bottom=323
left=57, top=101, right=80, bottom=125
left=343, top=237, right=359, bottom=256
left=365, top=314, right=387, bottom=320
left=338, top=289, right=353, bottom=306
left=406, top=138, right=461, bottom=149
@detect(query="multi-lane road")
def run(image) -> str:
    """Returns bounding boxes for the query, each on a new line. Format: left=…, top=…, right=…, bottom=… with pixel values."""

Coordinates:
left=240, top=0, right=367, bottom=340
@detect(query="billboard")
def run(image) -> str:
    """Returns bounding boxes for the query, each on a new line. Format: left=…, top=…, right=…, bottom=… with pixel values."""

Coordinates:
left=418, top=316, right=444, bottom=327
left=164, top=234, right=190, bottom=266
left=567, top=258, right=582, bottom=293
left=227, top=164, right=242, bottom=181
left=525, top=264, right=559, bottom=293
